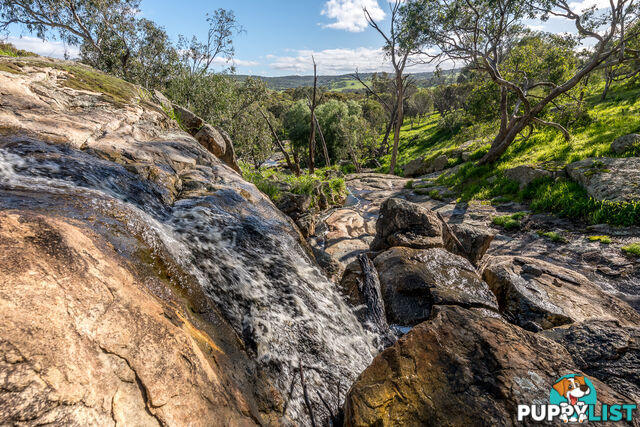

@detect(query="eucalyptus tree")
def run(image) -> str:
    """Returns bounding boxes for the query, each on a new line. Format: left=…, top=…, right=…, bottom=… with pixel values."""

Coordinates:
left=364, top=0, right=423, bottom=174
left=402, top=0, right=640, bottom=164
left=0, top=0, right=139, bottom=52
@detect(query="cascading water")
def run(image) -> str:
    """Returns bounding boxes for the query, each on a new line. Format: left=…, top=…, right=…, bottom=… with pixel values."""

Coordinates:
left=0, top=138, right=379, bottom=425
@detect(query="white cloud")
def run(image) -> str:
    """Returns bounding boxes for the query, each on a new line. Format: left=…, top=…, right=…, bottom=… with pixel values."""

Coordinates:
left=210, top=57, right=259, bottom=68
left=321, top=0, right=386, bottom=32
left=2, top=36, right=79, bottom=59
left=268, top=47, right=437, bottom=75
left=567, top=0, right=610, bottom=11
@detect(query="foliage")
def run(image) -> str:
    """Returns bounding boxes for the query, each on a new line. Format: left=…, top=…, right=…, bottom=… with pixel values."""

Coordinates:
left=241, top=164, right=347, bottom=206
left=587, top=235, right=612, bottom=244
left=537, top=231, right=568, bottom=243
left=622, top=243, right=640, bottom=256
left=0, top=41, right=34, bottom=57
left=492, top=212, right=528, bottom=230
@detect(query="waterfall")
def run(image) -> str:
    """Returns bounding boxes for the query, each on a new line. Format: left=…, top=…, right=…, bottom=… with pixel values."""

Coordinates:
left=0, top=138, right=378, bottom=424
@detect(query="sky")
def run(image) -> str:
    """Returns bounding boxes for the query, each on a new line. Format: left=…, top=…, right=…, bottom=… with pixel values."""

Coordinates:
left=2, top=0, right=610, bottom=77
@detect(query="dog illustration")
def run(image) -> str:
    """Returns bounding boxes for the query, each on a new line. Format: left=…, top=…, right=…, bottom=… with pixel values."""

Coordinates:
left=553, top=376, right=591, bottom=423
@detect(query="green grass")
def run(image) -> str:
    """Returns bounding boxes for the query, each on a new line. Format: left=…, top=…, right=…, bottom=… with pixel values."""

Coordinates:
left=622, top=243, right=640, bottom=256
left=523, top=178, right=640, bottom=226
left=492, top=212, right=528, bottom=230
left=537, top=231, right=568, bottom=243
left=388, top=83, right=640, bottom=227
left=241, top=164, right=347, bottom=207
left=587, top=235, right=612, bottom=244
left=0, top=42, right=35, bottom=57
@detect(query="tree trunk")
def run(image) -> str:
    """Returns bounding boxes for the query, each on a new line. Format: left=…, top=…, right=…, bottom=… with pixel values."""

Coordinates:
left=478, top=118, right=528, bottom=165
left=601, top=70, right=613, bottom=101
left=314, top=114, right=331, bottom=168
left=378, top=117, right=394, bottom=156
left=308, top=59, right=318, bottom=174
left=260, top=110, right=300, bottom=176
left=389, top=75, right=404, bottom=175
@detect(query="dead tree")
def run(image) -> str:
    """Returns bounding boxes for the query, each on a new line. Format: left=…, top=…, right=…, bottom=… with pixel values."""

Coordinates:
left=259, top=109, right=300, bottom=176
left=314, top=114, right=331, bottom=168
left=308, top=56, right=318, bottom=174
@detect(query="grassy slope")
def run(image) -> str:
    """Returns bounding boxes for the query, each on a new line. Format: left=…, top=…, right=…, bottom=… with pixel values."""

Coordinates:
left=380, top=84, right=640, bottom=226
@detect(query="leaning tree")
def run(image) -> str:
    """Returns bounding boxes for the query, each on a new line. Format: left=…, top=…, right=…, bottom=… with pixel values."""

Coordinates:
left=402, top=0, right=640, bottom=164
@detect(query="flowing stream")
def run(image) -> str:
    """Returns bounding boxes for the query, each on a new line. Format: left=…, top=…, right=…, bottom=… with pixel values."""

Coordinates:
left=0, top=138, right=379, bottom=425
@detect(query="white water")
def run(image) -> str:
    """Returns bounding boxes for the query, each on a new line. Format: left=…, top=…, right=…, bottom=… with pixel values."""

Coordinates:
left=0, top=140, right=379, bottom=424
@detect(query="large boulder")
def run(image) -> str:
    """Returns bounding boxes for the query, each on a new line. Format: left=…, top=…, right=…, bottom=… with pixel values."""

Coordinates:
left=0, top=56, right=378, bottom=425
left=504, top=165, right=552, bottom=188
left=543, top=320, right=640, bottom=403
left=443, top=223, right=495, bottom=265
left=373, top=247, right=499, bottom=325
left=173, top=104, right=241, bottom=173
left=0, top=212, right=265, bottom=426
left=403, top=155, right=448, bottom=178
left=344, top=306, right=636, bottom=427
left=611, top=133, right=640, bottom=154
left=482, top=256, right=640, bottom=331
left=371, top=198, right=444, bottom=251
left=566, top=157, right=640, bottom=202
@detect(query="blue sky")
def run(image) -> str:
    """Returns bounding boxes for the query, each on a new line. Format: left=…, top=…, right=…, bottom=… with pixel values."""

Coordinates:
left=3, top=0, right=607, bottom=76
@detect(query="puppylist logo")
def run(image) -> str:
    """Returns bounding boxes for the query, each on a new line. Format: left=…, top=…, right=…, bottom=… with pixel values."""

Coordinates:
left=518, top=374, right=637, bottom=423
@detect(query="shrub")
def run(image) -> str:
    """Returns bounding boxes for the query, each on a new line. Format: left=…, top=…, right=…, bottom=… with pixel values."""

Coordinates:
left=622, top=243, right=640, bottom=256
left=537, top=231, right=568, bottom=243
left=587, top=235, right=612, bottom=244
left=492, top=212, right=528, bottom=230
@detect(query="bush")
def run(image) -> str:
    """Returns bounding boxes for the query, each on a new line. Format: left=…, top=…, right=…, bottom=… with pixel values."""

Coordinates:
left=492, top=212, right=527, bottom=230
left=622, top=243, right=640, bottom=256
left=587, top=235, right=612, bottom=244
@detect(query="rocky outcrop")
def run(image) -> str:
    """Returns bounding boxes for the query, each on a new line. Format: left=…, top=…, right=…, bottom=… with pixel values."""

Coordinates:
left=373, top=247, right=498, bottom=325
left=504, top=165, right=552, bottom=188
left=543, top=320, right=640, bottom=403
left=371, top=198, right=444, bottom=251
left=0, top=56, right=377, bottom=425
left=403, top=154, right=448, bottom=178
left=0, top=211, right=266, bottom=426
left=612, top=133, right=640, bottom=154
left=566, top=157, right=640, bottom=202
left=482, top=256, right=640, bottom=331
left=443, top=223, right=495, bottom=265
left=171, top=103, right=241, bottom=173
left=344, top=305, right=636, bottom=427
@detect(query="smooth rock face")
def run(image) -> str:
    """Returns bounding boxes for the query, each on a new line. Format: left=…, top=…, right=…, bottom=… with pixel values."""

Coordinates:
left=371, top=198, right=444, bottom=251
left=566, top=157, right=640, bottom=202
left=504, top=165, right=552, bottom=188
left=543, top=320, right=640, bottom=403
left=482, top=256, right=640, bottom=331
left=611, top=133, right=640, bottom=154
left=373, top=247, right=498, bottom=325
left=0, top=212, right=261, bottom=426
left=0, top=57, right=377, bottom=425
left=344, top=306, right=636, bottom=427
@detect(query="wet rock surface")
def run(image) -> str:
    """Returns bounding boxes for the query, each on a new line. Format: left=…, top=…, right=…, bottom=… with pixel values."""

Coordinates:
left=371, top=197, right=445, bottom=251
left=373, top=247, right=498, bottom=325
left=482, top=256, right=640, bottom=331
left=0, top=57, right=377, bottom=425
left=0, top=212, right=265, bottom=426
left=542, top=320, right=640, bottom=403
left=344, top=305, right=638, bottom=427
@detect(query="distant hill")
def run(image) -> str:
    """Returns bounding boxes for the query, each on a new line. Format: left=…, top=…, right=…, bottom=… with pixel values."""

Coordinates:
left=234, top=69, right=459, bottom=92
